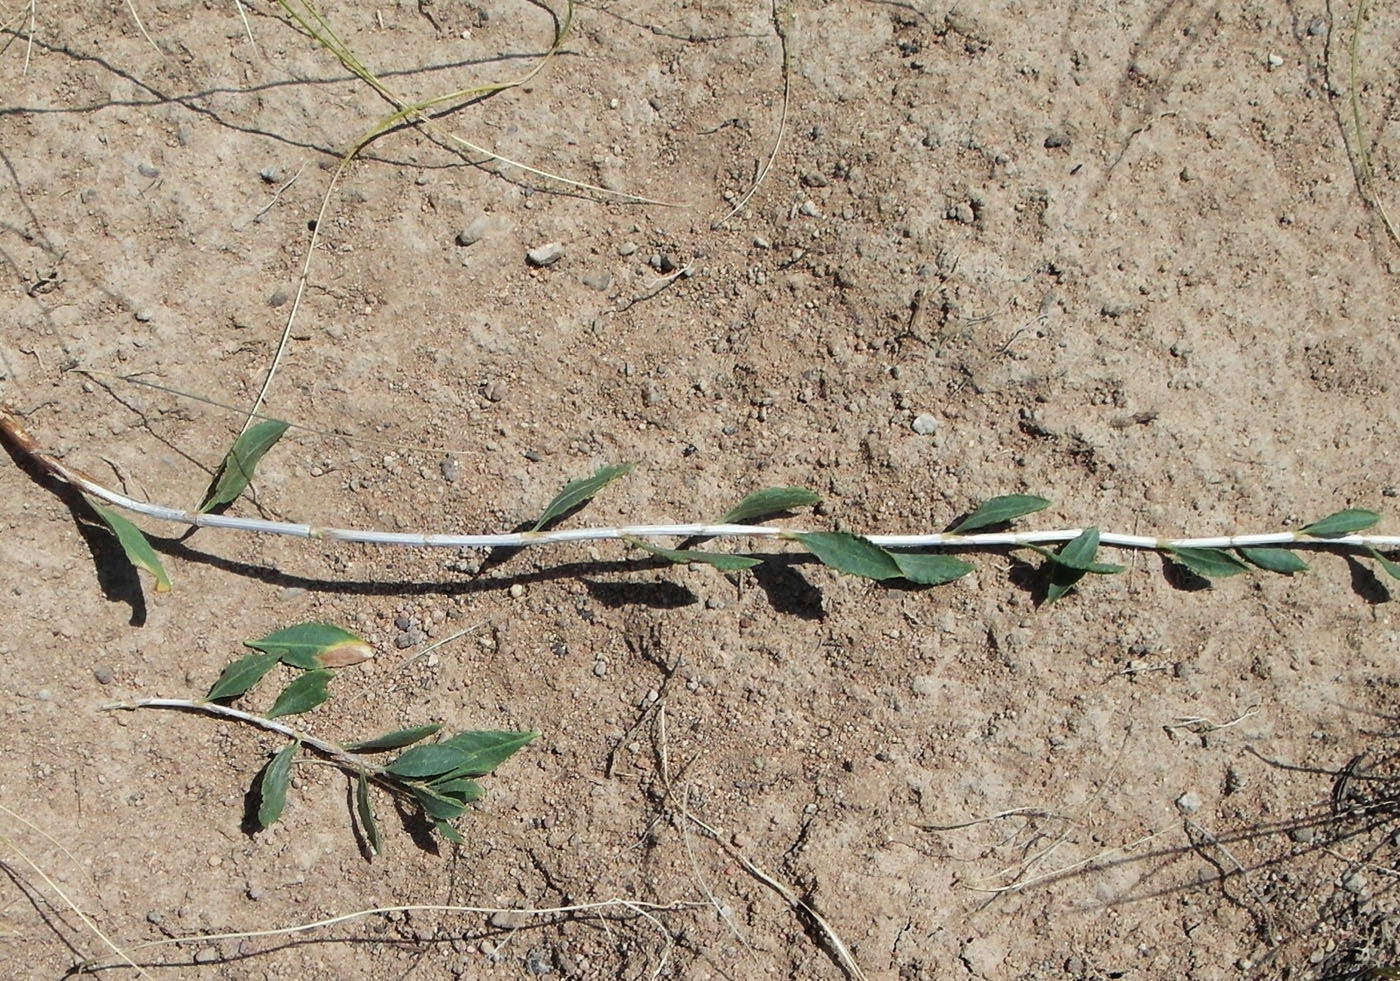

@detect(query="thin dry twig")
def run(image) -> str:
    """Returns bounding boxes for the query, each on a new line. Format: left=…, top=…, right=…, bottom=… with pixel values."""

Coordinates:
left=712, top=0, right=792, bottom=228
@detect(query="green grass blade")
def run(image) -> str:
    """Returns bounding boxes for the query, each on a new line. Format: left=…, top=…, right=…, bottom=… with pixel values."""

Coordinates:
left=530, top=464, right=633, bottom=531
left=1168, top=546, right=1250, bottom=578
left=1300, top=508, right=1381, bottom=537
left=88, top=501, right=170, bottom=592
left=256, top=740, right=299, bottom=829
left=1237, top=547, right=1309, bottom=574
left=718, top=487, right=821, bottom=524
left=355, top=770, right=381, bottom=856
left=266, top=669, right=334, bottom=719
left=630, top=540, right=761, bottom=571
left=344, top=724, right=443, bottom=753
left=792, top=532, right=902, bottom=580
left=244, top=623, right=372, bottom=669
left=206, top=652, right=281, bottom=701
left=886, top=552, right=975, bottom=586
left=951, top=494, right=1051, bottom=533
left=198, top=419, right=290, bottom=513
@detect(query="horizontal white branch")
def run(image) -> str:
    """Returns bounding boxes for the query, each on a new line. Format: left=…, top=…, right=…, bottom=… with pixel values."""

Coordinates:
left=58, top=456, right=1400, bottom=554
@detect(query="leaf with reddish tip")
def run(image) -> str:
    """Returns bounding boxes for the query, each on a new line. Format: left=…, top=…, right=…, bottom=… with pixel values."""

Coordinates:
left=244, top=623, right=372, bottom=669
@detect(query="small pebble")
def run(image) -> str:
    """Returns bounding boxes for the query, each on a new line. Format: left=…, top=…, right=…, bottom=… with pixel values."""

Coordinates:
left=394, top=629, right=424, bottom=649
left=593, top=661, right=607, bottom=678
left=526, top=242, right=564, bottom=267
left=912, top=413, right=938, bottom=435
left=616, top=241, right=638, bottom=256
left=509, top=583, right=526, bottom=599
left=440, top=457, right=460, bottom=483
left=94, top=667, right=113, bottom=685
left=524, top=948, right=552, bottom=975
left=490, top=910, right=531, bottom=930
left=134, top=310, right=152, bottom=323
left=753, top=236, right=770, bottom=249
left=1175, top=791, right=1202, bottom=814
left=581, top=271, right=611, bottom=291
left=395, top=614, right=412, bottom=630
left=137, top=163, right=160, bottom=178
left=1308, top=16, right=1326, bottom=36
left=484, top=380, right=508, bottom=402
left=798, top=199, right=819, bottom=217
left=267, top=289, right=289, bottom=307
left=193, top=948, right=219, bottom=964
left=455, top=216, right=490, bottom=247
left=1044, top=130, right=1070, bottom=149
left=146, top=911, right=162, bottom=924
left=259, top=167, right=280, bottom=183
left=1343, top=872, right=1368, bottom=895
left=1266, top=52, right=1284, bottom=70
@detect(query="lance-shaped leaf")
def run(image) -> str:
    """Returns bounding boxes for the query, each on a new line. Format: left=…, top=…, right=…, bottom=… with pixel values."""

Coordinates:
left=530, top=464, right=633, bottom=531
left=256, top=739, right=299, bottom=829
left=1238, top=547, right=1309, bottom=574
left=266, top=668, right=334, bottom=719
left=244, top=623, right=372, bottom=669
left=1369, top=548, right=1400, bottom=581
left=886, top=552, right=976, bottom=586
left=409, top=783, right=470, bottom=822
left=1300, top=508, right=1381, bottom=538
left=206, top=652, right=281, bottom=701
left=344, top=723, right=443, bottom=753
left=384, top=743, right=473, bottom=779
left=435, top=730, right=539, bottom=779
left=951, top=494, right=1051, bottom=533
left=719, top=487, right=821, bottom=524
left=793, top=532, right=902, bottom=580
left=428, top=777, right=484, bottom=801
left=355, top=771, right=381, bottom=855
left=630, top=539, right=761, bottom=571
left=1168, top=546, right=1250, bottom=579
left=88, top=502, right=170, bottom=592
left=199, top=419, right=290, bottom=513
left=434, top=820, right=465, bottom=845
left=1041, top=527, right=1114, bottom=604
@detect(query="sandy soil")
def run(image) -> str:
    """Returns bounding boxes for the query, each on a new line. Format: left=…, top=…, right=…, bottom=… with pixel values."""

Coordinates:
left=4, top=1, right=1400, bottom=978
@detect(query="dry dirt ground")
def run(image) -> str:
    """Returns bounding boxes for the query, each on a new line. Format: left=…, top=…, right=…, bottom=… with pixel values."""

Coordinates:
left=4, top=1, right=1400, bottom=978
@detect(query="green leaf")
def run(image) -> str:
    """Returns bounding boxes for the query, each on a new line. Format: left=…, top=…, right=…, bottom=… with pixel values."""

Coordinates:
left=886, top=552, right=976, bottom=586
left=793, top=532, right=902, bottom=580
left=631, top=540, right=761, bottom=571
left=344, top=723, right=443, bottom=753
left=1168, top=546, right=1250, bottom=579
left=433, top=820, right=465, bottom=845
left=355, top=771, right=381, bottom=855
left=256, top=740, right=299, bottom=829
left=1300, top=508, right=1381, bottom=537
left=718, top=487, right=822, bottom=524
left=1368, top=548, right=1400, bottom=581
left=1027, top=534, right=1126, bottom=574
left=199, top=419, right=290, bottom=513
left=244, top=623, right=372, bottom=669
left=531, top=464, right=633, bottom=531
left=409, top=783, right=469, bottom=821
left=266, top=668, right=334, bottom=719
left=1042, top=528, right=1106, bottom=604
left=88, top=502, right=170, bottom=592
left=384, top=743, right=472, bottom=779
left=206, top=652, right=281, bottom=701
left=1238, top=547, right=1309, bottom=574
left=951, top=494, right=1052, bottom=533
left=427, top=778, right=483, bottom=802
left=435, top=730, right=539, bottom=779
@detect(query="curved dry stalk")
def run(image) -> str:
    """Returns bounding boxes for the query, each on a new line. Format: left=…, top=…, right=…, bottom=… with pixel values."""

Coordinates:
left=76, top=898, right=704, bottom=974
left=1347, top=0, right=1400, bottom=250
left=712, top=0, right=792, bottom=228
left=0, top=804, right=150, bottom=978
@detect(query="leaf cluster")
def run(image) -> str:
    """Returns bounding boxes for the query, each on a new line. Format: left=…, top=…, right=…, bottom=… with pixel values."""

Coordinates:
left=205, top=623, right=534, bottom=853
